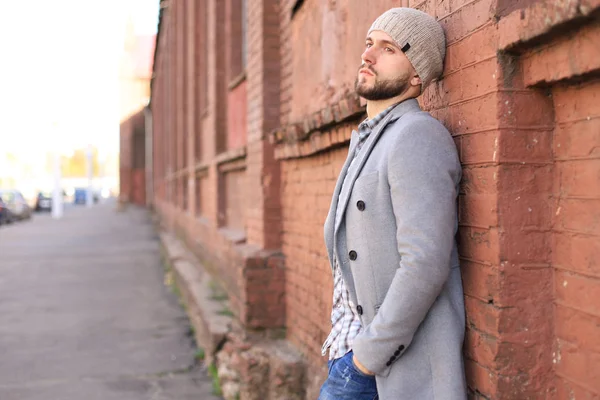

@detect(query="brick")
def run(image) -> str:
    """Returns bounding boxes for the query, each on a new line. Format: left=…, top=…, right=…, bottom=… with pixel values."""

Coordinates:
left=460, top=57, right=499, bottom=100
left=555, top=339, right=600, bottom=394
left=554, top=160, right=600, bottom=199
left=498, top=129, right=553, bottom=163
left=459, top=131, right=499, bottom=165
left=554, top=118, right=600, bottom=159
left=457, top=227, right=500, bottom=264
left=498, top=164, right=553, bottom=195
left=464, top=358, right=497, bottom=398
left=465, top=291, right=501, bottom=335
left=495, top=262, right=553, bottom=311
left=496, top=335, right=554, bottom=380
left=555, top=269, right=600, bottom=317
left=462, top=261, right=498, bottom=303
left=500, top=91, right=555, bottom=128
left=554, top=80, right=600, bottom=123
left=555, top=375, right=598, bottom=400
left=440, top=0, right=495, bottom=44
left=459, top=193, right=498, bottom=227
left=555, top=198, right=600, bottom=236
left=500, top=226, right=552, bottom=266
left=430, top=106, right=453, bottom=128
left=435, top=0, right=451, bottom=19
left=553, top=232, right=600, bottom=277
left=555, top=304, right=600, bottom=353
left=499, top=193, right=553, bottom=235
left=445, top=24, right=498, bottom=73
left=464, top=326, right=498, bottom=368
left=450, top=92, right=499, bottom=135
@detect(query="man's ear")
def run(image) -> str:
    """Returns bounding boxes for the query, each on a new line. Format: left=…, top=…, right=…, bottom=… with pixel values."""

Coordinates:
left=411, top=74, right=422, bottom=87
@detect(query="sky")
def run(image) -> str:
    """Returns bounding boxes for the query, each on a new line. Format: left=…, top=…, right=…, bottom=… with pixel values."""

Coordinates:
left=0, top=0, right=159, bottom=161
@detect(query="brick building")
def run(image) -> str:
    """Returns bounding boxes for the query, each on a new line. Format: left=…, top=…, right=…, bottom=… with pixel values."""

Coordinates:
left=120, top=108, right=149, bottom=206
left=149, top=0, right=600, bottom=398
left=119, top=22, right=156, bottom=206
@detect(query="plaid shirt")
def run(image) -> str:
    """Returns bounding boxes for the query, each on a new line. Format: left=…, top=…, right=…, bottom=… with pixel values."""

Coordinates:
left=322, top=103, right=398, bottom=360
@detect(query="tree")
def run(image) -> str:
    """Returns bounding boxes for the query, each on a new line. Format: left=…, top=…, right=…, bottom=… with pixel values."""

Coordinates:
left=60, top=147, right=101, bottom=178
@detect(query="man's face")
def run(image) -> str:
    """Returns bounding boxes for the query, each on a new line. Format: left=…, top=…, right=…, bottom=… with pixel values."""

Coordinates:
left=355, top=30, right=418, bottom=101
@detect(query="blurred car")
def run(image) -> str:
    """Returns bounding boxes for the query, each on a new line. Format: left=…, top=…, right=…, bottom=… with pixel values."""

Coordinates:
left=35, top=191, right=53, bottom=212
left=0, top=189, right=32, bottom=220
left=0, top=196, right=13, bottom=225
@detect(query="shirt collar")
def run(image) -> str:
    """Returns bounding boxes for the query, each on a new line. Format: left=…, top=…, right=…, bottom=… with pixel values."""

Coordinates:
left=357, top=102, right=400, bottom=139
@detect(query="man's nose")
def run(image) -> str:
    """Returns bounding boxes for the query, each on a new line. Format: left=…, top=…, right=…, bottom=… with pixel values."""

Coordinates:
left=361, top=47, right=376, bottom=65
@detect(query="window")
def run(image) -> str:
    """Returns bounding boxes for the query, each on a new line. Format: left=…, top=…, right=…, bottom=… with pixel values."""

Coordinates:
left=228, top=0, right=246, bottom=82
left=241, top=0, right=247, bottom=70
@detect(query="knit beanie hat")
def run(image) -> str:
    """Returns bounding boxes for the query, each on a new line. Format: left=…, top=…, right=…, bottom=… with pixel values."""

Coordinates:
left=368, top=8, right=446, bottom=93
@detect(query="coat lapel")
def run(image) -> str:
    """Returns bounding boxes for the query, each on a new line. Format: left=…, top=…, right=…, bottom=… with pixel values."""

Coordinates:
left=324, top=129, right=359, bottom=262
left=333, top=99, right=421, bottom=235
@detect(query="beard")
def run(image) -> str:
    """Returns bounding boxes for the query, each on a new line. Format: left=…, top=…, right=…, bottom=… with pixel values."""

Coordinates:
left=355, top=65, right=410, bottom=101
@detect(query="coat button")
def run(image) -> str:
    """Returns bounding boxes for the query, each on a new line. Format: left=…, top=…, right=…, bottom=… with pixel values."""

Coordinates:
left=394, top=350, right=401, bottom=356
left=356, top=200, right=365, bottom=211
left=398, top=345, right=405, bottom=352
left=386, top=361, right=392, bottom=367
left=357, top=305, right=363, bottom=315
left=349, top=250, right=357, bottom=260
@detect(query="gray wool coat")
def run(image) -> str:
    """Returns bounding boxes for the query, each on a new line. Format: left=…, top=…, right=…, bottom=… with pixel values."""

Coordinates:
left=323, top=99, right=467, bottom=399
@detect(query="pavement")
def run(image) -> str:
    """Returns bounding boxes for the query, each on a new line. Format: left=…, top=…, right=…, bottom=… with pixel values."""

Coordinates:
left=0, top=199, right=221, bottom=400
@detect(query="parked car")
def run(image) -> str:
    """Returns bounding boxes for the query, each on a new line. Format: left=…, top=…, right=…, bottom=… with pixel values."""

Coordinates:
left=35, top=191, right=53, bottom=212
left=0, top=196, right=12, bottom=225
left=0, top=189, right=32, bottom=220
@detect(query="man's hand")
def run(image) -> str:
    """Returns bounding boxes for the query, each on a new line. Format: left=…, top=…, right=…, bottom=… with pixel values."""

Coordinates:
left=352, top=354, right=375, bottom=376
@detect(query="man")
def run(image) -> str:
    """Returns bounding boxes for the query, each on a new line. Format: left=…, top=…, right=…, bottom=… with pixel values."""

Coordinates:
left=319, top=8, right=467, bottom=400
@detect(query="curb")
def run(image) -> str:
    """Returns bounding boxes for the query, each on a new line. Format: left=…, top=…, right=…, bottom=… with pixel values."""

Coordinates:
left=157, top=228, right=313, bottom=399
left=159, top=231, right=232, bottom=366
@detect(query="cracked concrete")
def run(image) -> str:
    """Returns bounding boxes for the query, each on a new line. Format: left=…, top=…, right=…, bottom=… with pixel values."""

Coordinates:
left=0, top=200, right=221, bottom=400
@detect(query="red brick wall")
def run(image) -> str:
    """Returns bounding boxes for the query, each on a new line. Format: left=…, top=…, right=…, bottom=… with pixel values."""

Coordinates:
left=282, top=146, right=348, bottom=367
left=273, top=1, right=600, bottom=398
left=552, top=80, right=600, bottom=398
left=149, top=0, right=600, bottom=397
left=152, top=0, right=285, bottom=331
left=497, top=12, right=600, bottom=398
left=131, top=169, right=146, bottom=206
left=277, top=1, right=507, bottom=396
left=245, top=0, right=282, bottom=250
left=119, top=109, right=146, bottom=206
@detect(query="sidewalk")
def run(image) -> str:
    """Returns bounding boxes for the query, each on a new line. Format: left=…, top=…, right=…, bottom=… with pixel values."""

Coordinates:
left=0, top=200, right=221, bottom=400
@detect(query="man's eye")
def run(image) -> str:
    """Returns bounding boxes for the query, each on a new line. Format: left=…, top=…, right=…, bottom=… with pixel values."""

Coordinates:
left=365, top=43, right=372, bottom=48
left=385, top=47, right=394, bottom=53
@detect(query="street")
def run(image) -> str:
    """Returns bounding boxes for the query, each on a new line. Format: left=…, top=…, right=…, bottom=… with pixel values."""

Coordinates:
left=0, top=200, right=221, bottom=400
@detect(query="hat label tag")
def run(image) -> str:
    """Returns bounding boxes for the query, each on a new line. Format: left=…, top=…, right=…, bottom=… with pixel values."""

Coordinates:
left=401, top=43, right=411, bottom=52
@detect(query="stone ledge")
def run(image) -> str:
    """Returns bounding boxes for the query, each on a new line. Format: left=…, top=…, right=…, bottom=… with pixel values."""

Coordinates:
left=498, top=0, right=600, bottom=51
left=159, top=231, right=232, bottom=366
left=269, top=94, right=365, bottom=146
left=273, top=121, right=356, bottom=160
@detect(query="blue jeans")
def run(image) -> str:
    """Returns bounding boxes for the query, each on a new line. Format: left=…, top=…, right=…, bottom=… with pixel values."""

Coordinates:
left=318, top=351, right=379, bottom=400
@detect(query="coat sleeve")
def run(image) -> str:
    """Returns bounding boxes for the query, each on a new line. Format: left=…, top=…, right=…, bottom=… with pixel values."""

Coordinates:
left=351, top=117, right=461, bottom=376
